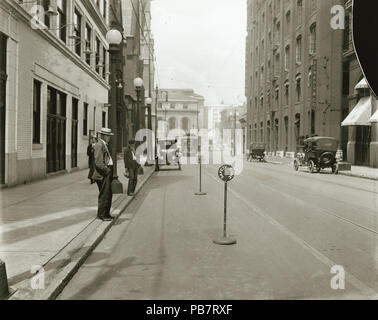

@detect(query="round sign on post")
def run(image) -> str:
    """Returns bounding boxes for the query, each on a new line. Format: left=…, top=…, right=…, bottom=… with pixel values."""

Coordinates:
left=214, top=165, right=237, bottom=246
left=218, top=165, right=235, bottom=182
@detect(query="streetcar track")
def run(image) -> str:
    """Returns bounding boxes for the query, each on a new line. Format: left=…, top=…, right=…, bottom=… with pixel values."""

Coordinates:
left=206, top=164, right=377, bottom=236
left=204, top=169, right=378, bottom=299
left=245, top=160, right=378, bottom=195
left=240, top=165, right=378, bottom=235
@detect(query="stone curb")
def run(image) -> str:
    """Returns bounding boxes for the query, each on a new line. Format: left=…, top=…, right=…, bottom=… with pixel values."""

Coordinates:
left=7, top=168, right=155, bottom=300
left=265, top=159, right=378, bottom=181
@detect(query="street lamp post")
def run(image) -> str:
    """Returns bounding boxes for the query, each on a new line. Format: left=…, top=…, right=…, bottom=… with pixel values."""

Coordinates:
left=134, top=77, right=144, bottom=138
left=145, top=97, right=153, bottom=166
left=106, top=28, right=123, bottom=194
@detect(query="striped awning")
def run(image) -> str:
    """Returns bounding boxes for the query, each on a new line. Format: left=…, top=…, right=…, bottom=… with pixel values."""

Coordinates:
left=355, top=78, right=369, bottom=90
left=342, top=96, right=372, bottom=126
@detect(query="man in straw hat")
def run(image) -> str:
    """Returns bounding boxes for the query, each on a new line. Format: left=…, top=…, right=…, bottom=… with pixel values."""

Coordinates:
left=92, top=128, right=115, bottom=221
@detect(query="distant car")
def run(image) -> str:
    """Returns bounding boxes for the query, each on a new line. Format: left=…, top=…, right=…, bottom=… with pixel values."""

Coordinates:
left=248, top=142, right=266, bottom=162
left=157, top=139, right=181, bottom=170
left=293, top=137, right=339, bottom=174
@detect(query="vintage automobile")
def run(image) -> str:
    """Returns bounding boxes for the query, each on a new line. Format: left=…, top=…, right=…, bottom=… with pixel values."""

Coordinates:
left=293, top=137, right=339, bottom=174
left=248, top=143, right=266, bottom=162
left=157, top=139, right=182, bottom=170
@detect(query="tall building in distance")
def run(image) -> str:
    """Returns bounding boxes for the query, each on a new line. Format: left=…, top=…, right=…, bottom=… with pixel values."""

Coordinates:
left=156, top=89, right=204, bottom=139
left=245, top=0, right=344, bottom=155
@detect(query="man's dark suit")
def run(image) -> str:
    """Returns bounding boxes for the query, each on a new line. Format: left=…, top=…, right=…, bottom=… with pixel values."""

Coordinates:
left=92, top=139, right=113, bottom=219
left=124, top=145, right=139, bottom=195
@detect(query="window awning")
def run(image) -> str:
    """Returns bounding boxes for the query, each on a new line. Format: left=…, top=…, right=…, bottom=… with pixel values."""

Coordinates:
left=370, top=110, right=378, bottom=123
left=341, top=96, right=372, bottom=126
left=355, top=78, right=369, bottom=90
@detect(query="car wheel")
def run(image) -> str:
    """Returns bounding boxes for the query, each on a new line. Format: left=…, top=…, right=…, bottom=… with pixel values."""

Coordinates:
left=294, top=160, right=299, bottom=171
left=332, top=163, right=339, bottom=174
left=308, top=160, right=316, bottom=173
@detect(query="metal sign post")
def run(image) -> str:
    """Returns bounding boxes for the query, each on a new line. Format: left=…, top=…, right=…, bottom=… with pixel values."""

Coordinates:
left=213, top=165, right=237, bottom=245
left=195, top=136, right=207, bottom=196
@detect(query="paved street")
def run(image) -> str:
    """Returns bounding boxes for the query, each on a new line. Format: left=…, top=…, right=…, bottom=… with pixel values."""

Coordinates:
left=58, top=161, right=378, bottom=300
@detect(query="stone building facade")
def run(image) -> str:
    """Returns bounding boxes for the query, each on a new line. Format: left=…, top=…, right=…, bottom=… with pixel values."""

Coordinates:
left=245, top=0, right=344, bottom=155
left=156, top=89, right=204, bottom=139
left=0, top=0, right=111, bottom=187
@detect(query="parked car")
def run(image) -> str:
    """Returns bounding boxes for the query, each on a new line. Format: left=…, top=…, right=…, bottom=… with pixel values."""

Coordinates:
left=157, top=139, right=181, bottom=170
left=248, top=143, right=266, bottom=162
left=293, top=137, right=339, bottom=174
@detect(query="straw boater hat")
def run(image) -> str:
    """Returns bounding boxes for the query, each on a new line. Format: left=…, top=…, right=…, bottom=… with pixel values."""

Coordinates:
left=98, top=128, right=114, bottom=136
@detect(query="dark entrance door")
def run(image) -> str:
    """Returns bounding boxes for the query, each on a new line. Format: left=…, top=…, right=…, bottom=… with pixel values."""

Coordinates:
left=355, top=126, right=371, bottom=166
left=0, top=33, right=7, bottom=184
left=71, top=98, right=78, bottom=168
left=47, top=87, right=67, bottom=173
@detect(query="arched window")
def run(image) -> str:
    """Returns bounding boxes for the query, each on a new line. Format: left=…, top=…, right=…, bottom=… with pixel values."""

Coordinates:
left=168, top=117, right=177, bottom=131
left=181, top=117, right=190, bottom=132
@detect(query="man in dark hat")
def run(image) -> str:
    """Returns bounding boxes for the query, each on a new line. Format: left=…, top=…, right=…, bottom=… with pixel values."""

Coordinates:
left=124, top=139, right=139, bottom=196
left=92, top=128, right=115, bottom=221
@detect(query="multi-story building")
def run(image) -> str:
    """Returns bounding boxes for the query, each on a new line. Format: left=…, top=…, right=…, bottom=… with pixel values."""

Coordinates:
left=245, top=0, right=344, bottom=155
left=341, top=0, right=377, bottom=168
left=0, top=0, right=111, bottom=187
left=156, top=89, right=205, bottom=139
left=122, top=0, right=154, bottom=145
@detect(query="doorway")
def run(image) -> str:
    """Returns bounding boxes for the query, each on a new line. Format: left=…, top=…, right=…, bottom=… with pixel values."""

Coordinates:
left=0, top=33, right=7, bottom=184
left=71, top=98, right=78, bottom=168
left=355, top=126, right=370, bottom=166
left=47, top=86, right=67, bottom=173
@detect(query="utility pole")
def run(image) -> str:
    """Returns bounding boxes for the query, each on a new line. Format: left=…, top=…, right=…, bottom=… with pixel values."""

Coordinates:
left=155, top=85, right=159, bottom=171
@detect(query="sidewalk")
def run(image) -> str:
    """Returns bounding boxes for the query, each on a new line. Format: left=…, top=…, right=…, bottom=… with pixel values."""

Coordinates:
left=263, top=156, right=378, bottom=181
left=0, top=160, right=155, bottom=299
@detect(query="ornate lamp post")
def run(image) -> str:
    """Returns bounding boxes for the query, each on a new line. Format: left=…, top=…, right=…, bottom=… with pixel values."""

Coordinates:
left=145, top=97, right=154, bottom=165
left=133, top=77, right=144, bottom=137
left=106, top=28, right=123, bottom=194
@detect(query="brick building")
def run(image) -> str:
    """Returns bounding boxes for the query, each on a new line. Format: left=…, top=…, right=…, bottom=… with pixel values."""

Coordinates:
left=245, top=0, right=344, bottom=155
left=0, top=0, right=113, bottom=187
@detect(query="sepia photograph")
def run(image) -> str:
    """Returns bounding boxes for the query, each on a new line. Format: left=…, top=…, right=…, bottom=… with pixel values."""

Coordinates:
left=0, top=0, right=377, bottom=312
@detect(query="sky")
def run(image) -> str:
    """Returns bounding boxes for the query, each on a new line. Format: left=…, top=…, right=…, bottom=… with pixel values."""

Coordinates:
left=151, top=0, right=247, bottom=106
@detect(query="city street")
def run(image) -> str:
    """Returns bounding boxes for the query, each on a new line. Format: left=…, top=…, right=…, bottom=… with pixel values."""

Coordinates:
left=57, top=161, right=378, bottom=300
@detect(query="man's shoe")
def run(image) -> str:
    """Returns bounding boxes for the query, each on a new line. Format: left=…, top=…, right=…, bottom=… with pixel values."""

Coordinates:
left=127, top=193, right=135, bottom=196
left=98, top=216, right=114, bottom=221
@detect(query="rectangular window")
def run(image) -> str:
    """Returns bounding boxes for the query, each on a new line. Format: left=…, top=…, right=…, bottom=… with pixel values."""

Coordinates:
left=310, top=24, right=317, bottom=54
left=102, top=111, right=106, bottom=128
left=72, top=98, right=78, bottom=120
left=102, top=46, right=107, bottom=79
left=47, top=86, right=66, bottom=116
left=57, top=0, right=66, bottom=43
left=103, top=0, right=107, bottom=19
left=83, top=103, right=88, bottom=136
left=74, top=9, right=82, bottom=56
left=33, top=80, right=41, bottom=143
left=296, top=36, right=302, bottom=63
left=95, top=38, right=101, bottom=74
left=37, top=0, right=51, bottom=29
left=297, top=0, right=303, bottom=25
left=285, top=45, right=290, bottom=70
left=85, top=24, right=92, bottom=66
